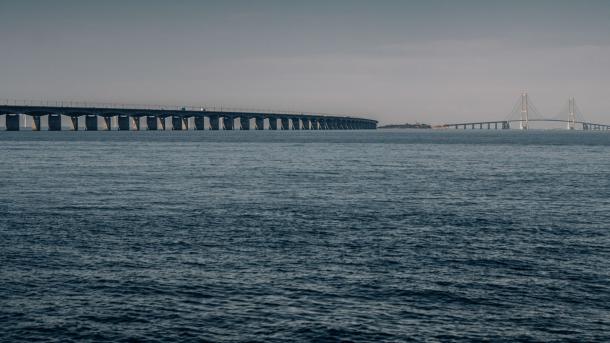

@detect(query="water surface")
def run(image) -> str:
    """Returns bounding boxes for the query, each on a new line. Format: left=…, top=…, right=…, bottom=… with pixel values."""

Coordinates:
left=1, top=130, right=609, bottom=341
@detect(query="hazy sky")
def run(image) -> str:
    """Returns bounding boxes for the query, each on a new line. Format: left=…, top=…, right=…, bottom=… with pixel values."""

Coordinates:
left=1, top=0, right=610, bottom=124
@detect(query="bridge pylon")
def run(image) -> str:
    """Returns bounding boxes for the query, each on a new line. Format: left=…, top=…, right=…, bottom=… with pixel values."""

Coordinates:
left=568, top=97, right=576, bottom=130
left=520, top=92, right=529, bottom=130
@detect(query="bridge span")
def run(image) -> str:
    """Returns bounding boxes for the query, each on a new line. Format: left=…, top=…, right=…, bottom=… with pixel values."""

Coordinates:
left=0, top=102, right=377, bottom=131
left=444, top=119, right=610, bottom=131
left=443, top=93, right=610, bottom=131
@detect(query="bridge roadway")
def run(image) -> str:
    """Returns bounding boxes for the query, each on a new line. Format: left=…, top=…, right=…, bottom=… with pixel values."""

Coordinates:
left=0, top=104, right=377, bottom=131
left=444, top=119, right=610, bottom=131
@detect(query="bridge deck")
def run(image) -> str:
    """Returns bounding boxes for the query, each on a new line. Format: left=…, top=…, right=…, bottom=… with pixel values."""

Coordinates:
left=0, top=104, right=377, bottom=131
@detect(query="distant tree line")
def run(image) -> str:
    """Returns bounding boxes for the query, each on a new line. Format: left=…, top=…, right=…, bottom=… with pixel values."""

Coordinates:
left=378, top=123, right=432, bottom=129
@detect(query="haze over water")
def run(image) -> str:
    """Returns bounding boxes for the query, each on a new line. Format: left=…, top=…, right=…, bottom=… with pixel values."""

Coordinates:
left=1, top=130, right=609, bottom=341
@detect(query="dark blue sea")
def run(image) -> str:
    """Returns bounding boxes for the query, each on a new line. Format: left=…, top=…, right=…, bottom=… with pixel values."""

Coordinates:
left=1, top=130, right=609, bottom=342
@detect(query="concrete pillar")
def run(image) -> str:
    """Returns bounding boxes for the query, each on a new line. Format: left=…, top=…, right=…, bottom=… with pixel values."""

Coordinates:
left=70, top=116, right=79, bottom=130
left=311, top=119, right=318, bottom=130
left=102, top=116, right=112, bottom=130
left=292, top=118, right=301, bottom=130
left=31, top=116, right=41, bottom=131
left=118, top=115, right=131, bottom=130
left=194, top=116, right=205, bottom=130
left=320, top=119, right=328, bottom=130
left=6, top=114, right=20, bottom=131
left=495, top=122, right=498, bottom=130
left=238, top=117, right=249, bottom=130
left=223, top=117, right=234, bottom=130
left=132, top=117, right=140, bottom=131
left=159, top=117, right=167, bottom=130
left=255, top=117, right=264, bottom=130
left=48, top=114, right=62, bottom=131
left=254, top=117, right=264, bottom=130
left=209, top=115, right=220, bottom=130
left=281, top=117, right=290, bottom=130
left=172, top=116, right=184, bottom=130
left=147, top=116, right=158, bottom=130
left=269, top=117, right=278, bottom=130
left=302, top=118, right=310, bottom=130
left=183, top=117, right=189, bottom=130
left=85, top=115, right=98, bottom=131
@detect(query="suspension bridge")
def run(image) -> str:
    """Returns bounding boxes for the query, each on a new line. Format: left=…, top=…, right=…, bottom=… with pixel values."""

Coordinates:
left=444, top=93, right=610, bottom=131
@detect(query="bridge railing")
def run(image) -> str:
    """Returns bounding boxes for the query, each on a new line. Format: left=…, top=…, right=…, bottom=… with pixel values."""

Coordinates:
left=0, top=98, right=369, bottom=119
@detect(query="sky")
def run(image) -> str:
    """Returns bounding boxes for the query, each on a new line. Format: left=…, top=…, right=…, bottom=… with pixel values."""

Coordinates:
left=1, top=0, right=610, bottom=124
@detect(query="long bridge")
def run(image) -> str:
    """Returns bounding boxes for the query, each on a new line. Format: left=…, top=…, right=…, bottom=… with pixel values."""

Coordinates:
left=444, top=93, right=610, bottom=131
left=0, top=100, right=377, bottom=131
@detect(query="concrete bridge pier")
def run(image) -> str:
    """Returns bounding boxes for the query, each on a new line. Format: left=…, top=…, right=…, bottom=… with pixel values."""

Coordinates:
left=302, top=118, right=310, bottom=130
left=102, top=116, right=112, bottom=130
left=118, top=115, right=131, bottom=130
left=281, top=118, right=290, bottom=130
left=194, top=116, right=205, bottom=130
left=502, top=121, right=510, bottom=129
left=240, top=117, right=250, bottom=130
left=172, top=116, right=184, bottom=130
left=31, top=116, right=41, bottom=131
left=147, top=116, right=158, bottom=130
left=6, top=114, right=20, bottom=131
left=132, top=117, right=140, bottom=131
left=321, top=119, right=329, bottom=130
left=48, top=114, right=62, bottom=131
left=269, top=117, right=278, bottom=130
left=255, top=117, right=264, bottom=130
left=85, top=115, right=98, bottom=131
left=209, top=115, right=220, bottom=130
left=223, top=117, right=234, bottom=130
left=159, top=117, right=167, bottom=130
left=292, top=118, right=301, bottom=130
left=70, top=116, right=79, bottom=130
left=311, top=119, right=318, bottom=130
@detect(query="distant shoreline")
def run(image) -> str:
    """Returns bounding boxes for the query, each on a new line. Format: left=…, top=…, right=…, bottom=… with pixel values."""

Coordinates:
left=378, top=123, right=432, bottom=129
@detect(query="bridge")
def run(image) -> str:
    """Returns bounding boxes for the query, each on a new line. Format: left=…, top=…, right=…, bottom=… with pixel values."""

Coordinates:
left=0, top=100, right=377, bottom=131
left=444, top=93, right=610, bottom=131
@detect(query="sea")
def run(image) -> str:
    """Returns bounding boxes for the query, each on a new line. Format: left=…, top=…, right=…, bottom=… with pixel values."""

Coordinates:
left=1, top=130, right=609, bottom=342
